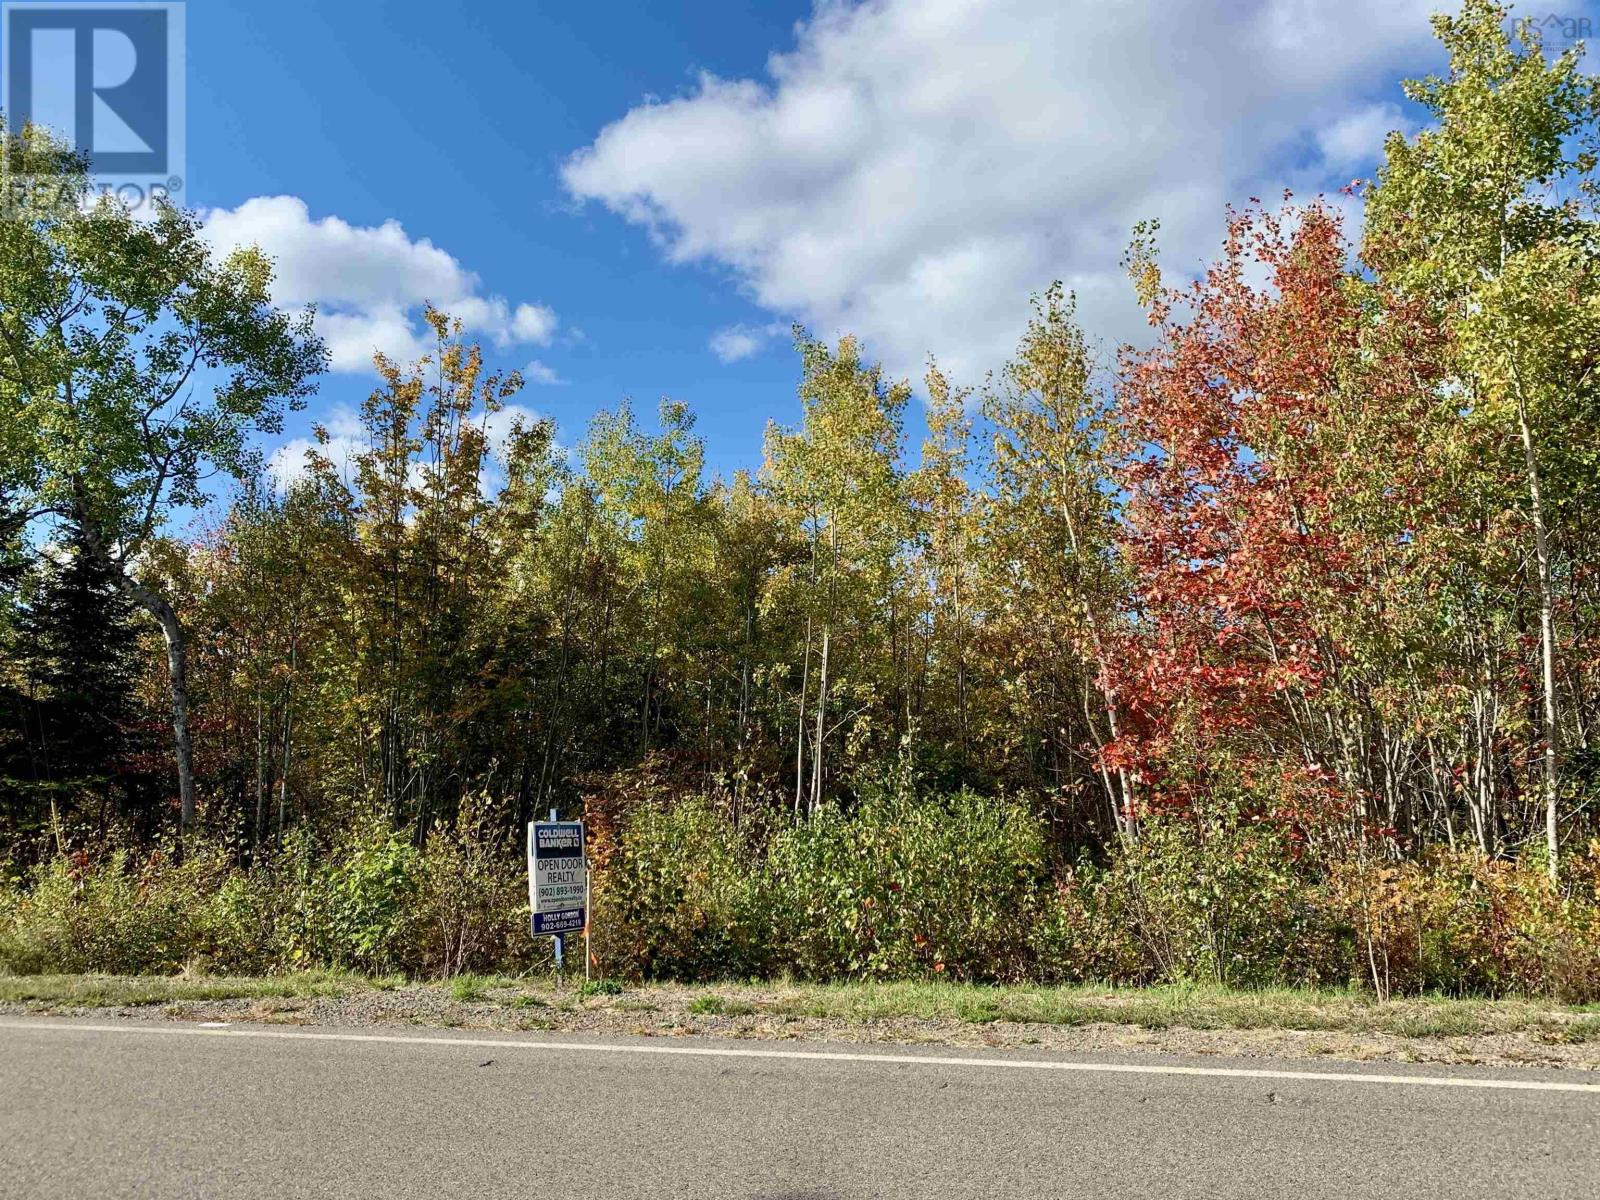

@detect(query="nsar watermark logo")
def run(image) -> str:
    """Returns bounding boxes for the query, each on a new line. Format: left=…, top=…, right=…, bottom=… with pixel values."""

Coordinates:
left=1528, top=12, right=1594, bottom=49
left=2, top=1, right=185, bottom=215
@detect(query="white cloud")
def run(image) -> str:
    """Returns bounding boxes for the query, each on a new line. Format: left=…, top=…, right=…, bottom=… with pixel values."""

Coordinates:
left=564, top=0, right=1443, bottom=384
left=314, top=306, right=430, bottom=371
left=522, top=358, right=567, bottom=386
left=1316, top=102, right=1408, bottom=172
left=268, top=405, right=366, bottom=491
left=203, top=196, right=559, bottom=372
left=269, top=402, right=547, bottom=491
left=512, top=303, right=559, bottom=344
left=709, top=321, right=788, bottom=363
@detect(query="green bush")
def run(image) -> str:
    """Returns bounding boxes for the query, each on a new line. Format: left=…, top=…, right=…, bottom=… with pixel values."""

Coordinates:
left=0, top=847, right=237, bottom=974
left=593, top=781, right=1051, bottom=984
left=1038, top=797, right=1335, bottom=989
left=1125, top=801, right=1330, bottom=987
left=7, top=790, right=1600, bottom=1004
left=0, top=824, right=431, bottom=978
left=766, top=787, right=1049, bottom=981
left=416, top=794, right=532, bottom=978
left=593, top=795, right=768, bottom=980
left=1032, top=863, right=1147, bottom=985
left=286, top=822, right=424, bottom=973
left=195, top=867, right=293, bottom=974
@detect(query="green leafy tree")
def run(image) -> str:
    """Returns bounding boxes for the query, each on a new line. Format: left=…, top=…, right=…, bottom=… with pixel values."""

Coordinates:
left=762, top=336, right=911, bottom=814
left=906, top=364, right=982, bottom=780
left=0, top=121, right=327, bottom=833
left=1365, top=0, right=1600, bottom=875
left=981, top=285, right=1129, bottom=834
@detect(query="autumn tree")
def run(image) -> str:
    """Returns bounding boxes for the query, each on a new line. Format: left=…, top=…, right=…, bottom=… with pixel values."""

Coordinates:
left=763, top=336, right=912, bottom=814
left=1115, top=202, right=1394, bottom=834
left=0, top=121, right=326, bottom=834
left=980, top=285, right=1131, bottom=836
left=271, top=310, right=536, bottom=837
left=190, top=480, right=350, bottom=850
left=1364, top=0, right=1600, bottom=876
left=905, top=364, right=982, bottom=782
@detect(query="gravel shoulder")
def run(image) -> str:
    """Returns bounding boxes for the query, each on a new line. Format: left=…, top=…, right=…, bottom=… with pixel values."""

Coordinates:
left=5, top=975, right=1600, bottom=1071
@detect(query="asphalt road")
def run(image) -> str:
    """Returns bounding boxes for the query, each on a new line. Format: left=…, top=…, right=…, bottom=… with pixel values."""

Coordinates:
left=2, top=1018, right=1598, bottom=1199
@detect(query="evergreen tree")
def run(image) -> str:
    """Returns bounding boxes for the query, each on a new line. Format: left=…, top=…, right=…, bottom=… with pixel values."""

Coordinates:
left=16, top=523, right=143, bottom=827
left=0, top=492, right=32, bottom=844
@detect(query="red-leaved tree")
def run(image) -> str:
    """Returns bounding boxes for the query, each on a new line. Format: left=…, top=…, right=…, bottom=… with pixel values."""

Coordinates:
left=1108, top=198, right=1452, bottom=845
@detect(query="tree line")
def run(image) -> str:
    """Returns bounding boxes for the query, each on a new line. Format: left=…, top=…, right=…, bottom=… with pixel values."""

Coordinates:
left=1, top=1, right=1596, bottom=900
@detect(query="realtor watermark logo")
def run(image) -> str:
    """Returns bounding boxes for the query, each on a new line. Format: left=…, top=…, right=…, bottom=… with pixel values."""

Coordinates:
left=1, top=1, right=185, bottom=214
left=1528, top=13, right=1593, bottom=49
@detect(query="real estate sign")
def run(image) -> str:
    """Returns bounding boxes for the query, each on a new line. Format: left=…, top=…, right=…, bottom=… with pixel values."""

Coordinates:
left=528, top=820, right=587, bottom=936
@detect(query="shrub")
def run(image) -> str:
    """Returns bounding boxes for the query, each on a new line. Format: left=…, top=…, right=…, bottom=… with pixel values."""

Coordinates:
left=193, top=866, right=294, bottom=975
left=593, top=795, right=768, bottom=980
left=1323, top=844, right=1600, bottom=1002
left=6, top=790, right=1600, bottom=1004
left=0, top=848, right=223, bottom=974
left=0, top=819, right=509, bottom=980
left=270, top=821, right=423, bottom=974
left=416, top=794, right=530, bottom=978
left=1038, top=796, right=1335, bottom=988
left=1123, top=801, right=1329, bottom=987
left=1032, top=863, right=1148, bottom=985
left=593, top=781, right=1052, bottom=984
left=1498, top=844, right=1600, bottom=1002
left=766, top=786, right=1050, bottom=982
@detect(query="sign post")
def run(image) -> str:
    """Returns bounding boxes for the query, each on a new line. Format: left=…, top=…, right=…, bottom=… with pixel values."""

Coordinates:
left=528, top=812, right=587, bottom=987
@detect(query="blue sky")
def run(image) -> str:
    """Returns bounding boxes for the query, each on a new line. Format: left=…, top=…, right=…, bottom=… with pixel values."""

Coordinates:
left=158, top=1, right=1593, bottom=482
left=187, top=0, right=814, bottom=480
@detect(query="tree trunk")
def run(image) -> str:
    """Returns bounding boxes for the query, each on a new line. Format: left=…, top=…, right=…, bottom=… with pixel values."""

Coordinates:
left=1516, top=396, right=1561, bottom=881
left=278, top=655, right=294, bottom=847
left=1060, top=498, right=1135, bottom=842
left=253, top=699, right=265, bottom=852
left=152, top=593, right=197, bottom=833
left=794, top=615, right=811, bottom=819
left=811, top=624, right=830, bottom=815
left=74, top=517, right=198, bottom=837
left=122, top=581, right=196, bottom=834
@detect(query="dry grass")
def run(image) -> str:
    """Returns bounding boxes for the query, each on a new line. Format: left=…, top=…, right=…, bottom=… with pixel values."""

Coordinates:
left=5, top=972, right=1600, bottom=1043
left=0, top=970, right=378, bottom=1008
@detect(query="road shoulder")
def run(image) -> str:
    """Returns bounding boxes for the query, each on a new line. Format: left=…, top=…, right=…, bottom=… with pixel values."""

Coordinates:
left=5, top=975, right=1600, bottom=1073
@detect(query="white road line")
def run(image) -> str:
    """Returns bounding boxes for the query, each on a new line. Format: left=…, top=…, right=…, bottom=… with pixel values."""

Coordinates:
left=2, top=1018, right=1597, bottom=1094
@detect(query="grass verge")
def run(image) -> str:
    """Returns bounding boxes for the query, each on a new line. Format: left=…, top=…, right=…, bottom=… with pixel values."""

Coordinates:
left=749, top=980, right=1600, bottom=1041
left=0, top=970, right=380, bottom=1008
left=4, top=973, right=1599, bottom=1044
